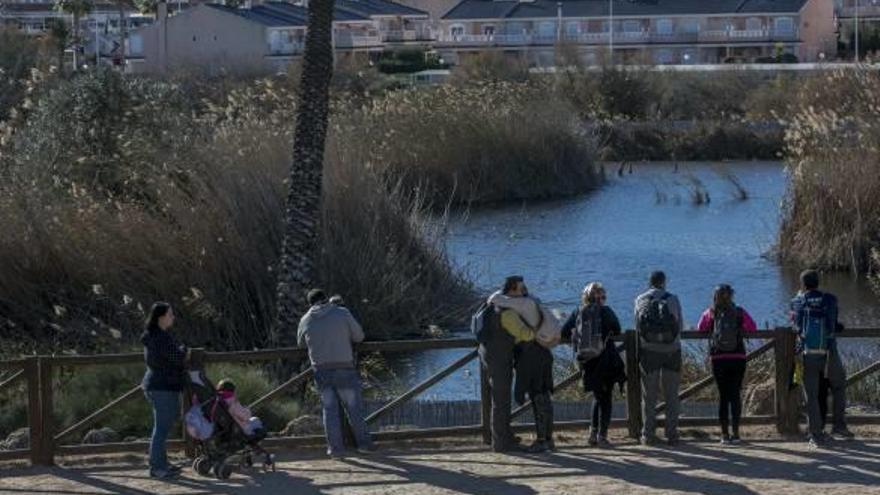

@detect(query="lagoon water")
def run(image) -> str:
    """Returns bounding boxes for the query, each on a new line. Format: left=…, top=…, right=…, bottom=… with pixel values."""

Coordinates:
left=384, top=161, right=880, bottom=401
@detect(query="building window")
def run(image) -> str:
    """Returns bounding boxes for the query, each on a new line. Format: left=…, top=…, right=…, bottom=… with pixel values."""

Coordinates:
left=566, top=21, right=580, bottom=36
left=538, top=21, right=556, bottom=37
left=482, top=24, right=495, bottom=36
left=746, top=17, right=762, bottom=31
left=507, top=21, right=527, bottom=34
left=655, top=48, right=674, bottom=64
left=622, top=20, right=641, bottom=33
left=656, top=19, right=673, bottom=35
left=774, top=17, right=794, bottom=34
left=682, top=19, right=699, bottom=33
left=450, top=24, right=465, bottom=37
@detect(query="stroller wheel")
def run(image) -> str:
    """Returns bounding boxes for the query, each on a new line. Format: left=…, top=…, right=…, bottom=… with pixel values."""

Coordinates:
left=193, top=456, right=212, bottom=477
left=214, top=461, right=233, bottom=480
left=243, top=454, right=254, bottom=468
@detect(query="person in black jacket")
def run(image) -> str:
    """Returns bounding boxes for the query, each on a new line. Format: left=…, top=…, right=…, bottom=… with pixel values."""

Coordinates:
left=562, top=282, right=624, bottom=447
left=141, top=302, right=188, bottom=479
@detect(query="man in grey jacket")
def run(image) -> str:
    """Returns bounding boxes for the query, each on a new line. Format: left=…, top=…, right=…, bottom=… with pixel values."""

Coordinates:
left=633, top=271, right=684, bottom=446
left=298, top=289, right=374, bottom=457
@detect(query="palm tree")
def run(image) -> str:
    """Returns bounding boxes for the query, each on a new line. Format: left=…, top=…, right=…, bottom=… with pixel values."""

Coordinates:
left=55, top=0, right=94, bottom=71
left=273, top=0, right=336, bottom=346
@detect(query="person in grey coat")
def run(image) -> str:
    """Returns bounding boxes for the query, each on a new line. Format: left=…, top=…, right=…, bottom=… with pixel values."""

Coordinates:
left=633, top=271, right=684, bottom=446
left=298, top=289, right=375, bottom=457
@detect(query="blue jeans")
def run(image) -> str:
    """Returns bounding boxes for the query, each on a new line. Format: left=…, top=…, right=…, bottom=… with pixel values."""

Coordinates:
left=314, top=368, right=373, bottom=453
left=146, top=390, right=180, bottom=471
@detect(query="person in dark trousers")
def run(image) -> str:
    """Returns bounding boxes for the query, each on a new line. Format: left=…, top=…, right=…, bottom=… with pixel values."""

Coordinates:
left=141, top=302, right=188, bottom=479
left=790, top=270, right=855, bottom=447
left=489, top=276, right=554, bottom=453
left=298, top=289, right=375, bottom=457
left=696, top=284, right=758, bottom=445
left=562, top=282, right=624, bottom=447
left=633, top=271, right=684, bottom=446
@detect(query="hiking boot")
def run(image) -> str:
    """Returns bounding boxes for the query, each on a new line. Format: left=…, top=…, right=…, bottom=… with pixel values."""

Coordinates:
left=831, top=428, right=855, bottom=441
left=588, top=429, right=599, bottom=447
left=357, top=444, right=378, bottom=455
left=640, top=435, right=660, bottom=446
left=526, top=441, right=550, bottom=453
left=149, top=468, right=179, bottom=480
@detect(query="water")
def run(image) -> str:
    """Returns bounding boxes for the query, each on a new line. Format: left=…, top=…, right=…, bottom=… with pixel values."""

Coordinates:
left=384, top=161, right=880, bottom=402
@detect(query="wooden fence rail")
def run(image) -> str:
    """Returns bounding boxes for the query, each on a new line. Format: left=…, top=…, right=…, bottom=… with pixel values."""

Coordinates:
left=1, top=328, right=879, bottom=466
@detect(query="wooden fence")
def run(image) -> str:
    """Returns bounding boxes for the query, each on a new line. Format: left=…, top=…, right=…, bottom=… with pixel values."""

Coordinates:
left=1, top=328, right=879, bottom=466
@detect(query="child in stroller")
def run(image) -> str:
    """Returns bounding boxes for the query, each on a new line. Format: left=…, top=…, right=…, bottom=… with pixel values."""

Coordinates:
left=186, top=370, right=275, bottom=479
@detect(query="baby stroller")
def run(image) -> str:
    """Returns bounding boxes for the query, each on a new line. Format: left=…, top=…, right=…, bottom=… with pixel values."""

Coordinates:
left=186, top=369, right=276, bottom=479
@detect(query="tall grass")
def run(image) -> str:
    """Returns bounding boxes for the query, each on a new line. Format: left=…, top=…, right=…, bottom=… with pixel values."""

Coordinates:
left=0, top=69, right=475, bottom=353
left=0, top=67, right=599, bottom=354
left=779, top=69, right=880, bottom=275
left=343, top=82, right=600, bottom=206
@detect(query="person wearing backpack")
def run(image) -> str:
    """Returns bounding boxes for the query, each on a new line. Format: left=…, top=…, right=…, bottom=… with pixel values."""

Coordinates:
left=790, top=270, right=854, bottom=447
left=474, top=276, right=526, bottom=452
left=487, top=276, right=557, bottom=453
left=633, top=271, right=684, bottom=446
left=561, top=282, right=624, bottom=447
left=696, top=284, right=758, bottom=445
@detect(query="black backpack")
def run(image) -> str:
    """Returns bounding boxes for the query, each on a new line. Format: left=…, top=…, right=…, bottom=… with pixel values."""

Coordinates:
left=638, top=293, right=679, bottom=345
left=471, top=302, right=500, bottom=345
left=711, top=306, right=744, bottom=353
left=575, top=304, right=604, bottom=361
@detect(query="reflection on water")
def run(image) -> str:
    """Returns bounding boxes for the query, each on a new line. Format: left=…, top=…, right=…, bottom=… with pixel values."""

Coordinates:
left=386, top=162, right=880, bottom=400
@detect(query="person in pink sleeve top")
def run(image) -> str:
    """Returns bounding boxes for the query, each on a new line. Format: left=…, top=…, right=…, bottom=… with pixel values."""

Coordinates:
left=696, top=284, right=758, bottom=445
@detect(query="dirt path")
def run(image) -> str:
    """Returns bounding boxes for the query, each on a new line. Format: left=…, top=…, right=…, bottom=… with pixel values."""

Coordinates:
left=2, top=439, right=880, bottom=495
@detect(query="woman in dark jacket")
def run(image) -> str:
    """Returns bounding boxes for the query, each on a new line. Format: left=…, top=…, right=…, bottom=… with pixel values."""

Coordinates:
left=142, top=302, right=188, bottom=479
left=562, top=282, right=624, bottom=447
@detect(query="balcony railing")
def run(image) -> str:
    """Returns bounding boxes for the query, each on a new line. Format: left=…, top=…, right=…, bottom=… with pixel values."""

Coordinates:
left=268, top=42, right=305, bottom=56
left=334, top=34, right=382, bottom=48
left=382, top=30, right=432, bottom=42
left=839, top=5, right=880, bottom=17
left=438, top=27, right=798, bottom=47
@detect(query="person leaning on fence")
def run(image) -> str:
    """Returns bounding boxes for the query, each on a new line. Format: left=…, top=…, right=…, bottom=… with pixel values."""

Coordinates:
left=297, top=289, right=376, bottom=457
left=141, top=302, right=189, bottom=479
left=561, top=282, right=625, bottom=447
left=633, top=271, right=684, bottom=446
left=489, top=276, right=556, bottom=453
left=474, top=277, right=522, bottom=452
left=696, top=284, right=758, bottom=445
left=790, top=270, right=855, bottom=447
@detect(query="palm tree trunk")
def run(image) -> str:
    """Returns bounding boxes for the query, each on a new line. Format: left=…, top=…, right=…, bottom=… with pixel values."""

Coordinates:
left=273, top=0, right=335, bottom=346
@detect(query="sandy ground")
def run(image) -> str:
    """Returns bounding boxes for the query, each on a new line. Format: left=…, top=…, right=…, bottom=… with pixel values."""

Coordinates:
left=2, top=434, right=880, bottom=495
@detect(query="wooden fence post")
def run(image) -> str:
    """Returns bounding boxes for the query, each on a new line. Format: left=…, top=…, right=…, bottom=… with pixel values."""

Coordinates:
left=773, top=327, right=800, bottom=436
left=479, top=361, right=491, bottom=445
left=25, top=357, right=43, bottom=466
left=624, top=332, right=642, bottom=439
left=37, top=357, right=55, bottom=466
